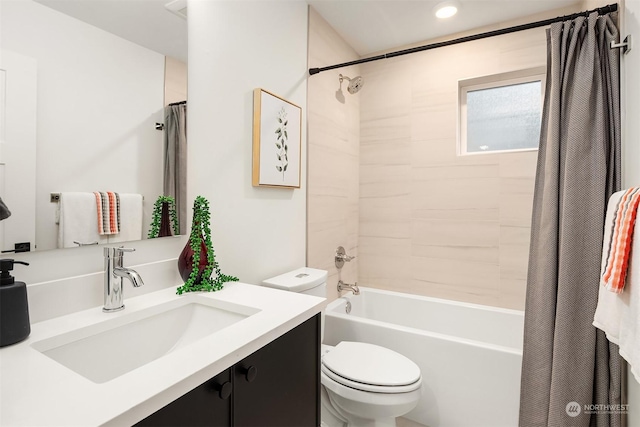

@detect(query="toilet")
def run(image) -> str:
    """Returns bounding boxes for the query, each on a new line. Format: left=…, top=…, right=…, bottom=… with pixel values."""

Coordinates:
left=262, top=267, right=422, bottom=427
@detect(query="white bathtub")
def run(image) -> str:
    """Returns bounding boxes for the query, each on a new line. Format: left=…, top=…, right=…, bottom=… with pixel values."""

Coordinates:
left=323, top=287, right=524, bottom=427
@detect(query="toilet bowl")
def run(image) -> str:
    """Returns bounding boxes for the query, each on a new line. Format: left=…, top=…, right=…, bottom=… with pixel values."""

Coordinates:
left=262, top=268, right=422, bottom=427
left=321, top=341, right=421, bottom=427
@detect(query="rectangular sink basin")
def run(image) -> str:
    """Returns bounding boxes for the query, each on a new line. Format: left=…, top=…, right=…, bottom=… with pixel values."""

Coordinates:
left=31, top=296, right=260, bottom=383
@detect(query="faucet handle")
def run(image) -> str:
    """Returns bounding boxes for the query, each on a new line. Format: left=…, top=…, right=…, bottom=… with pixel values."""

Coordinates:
left=335, top=246, right=355, bottom=269
left=104, top=247, right=136, bottom=258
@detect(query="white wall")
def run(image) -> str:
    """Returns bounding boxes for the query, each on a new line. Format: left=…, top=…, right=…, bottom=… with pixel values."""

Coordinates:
left=622, top=0, right=640, bottom=423
left=186, top=0, right=308, bottom=285
left=1, top=0, right=165, bottom=250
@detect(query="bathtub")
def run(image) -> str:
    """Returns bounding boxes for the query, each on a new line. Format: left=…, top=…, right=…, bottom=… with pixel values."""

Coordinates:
left=323, top=287, right=524, bottom=427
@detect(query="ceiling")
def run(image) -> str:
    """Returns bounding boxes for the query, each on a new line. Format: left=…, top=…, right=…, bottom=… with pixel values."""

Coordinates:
left=34, top=0, right=188, bottom=63
left=309, top=0, right=582, bottom=56
left=33, top=0, right=584, bottom=62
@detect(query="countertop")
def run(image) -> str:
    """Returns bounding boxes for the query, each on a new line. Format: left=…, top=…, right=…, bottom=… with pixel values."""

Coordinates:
left=0, top=282, right=325, bottom=426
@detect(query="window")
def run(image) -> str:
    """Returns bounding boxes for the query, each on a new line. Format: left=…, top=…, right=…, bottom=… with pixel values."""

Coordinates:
left=458, top=68, right=545, bottom=155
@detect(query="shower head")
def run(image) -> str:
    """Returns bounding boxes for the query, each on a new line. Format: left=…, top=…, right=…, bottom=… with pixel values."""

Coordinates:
left=339, top=74, right=364, bottom=94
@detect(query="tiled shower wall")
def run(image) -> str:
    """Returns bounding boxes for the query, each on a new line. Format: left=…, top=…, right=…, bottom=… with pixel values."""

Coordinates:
left=307, top=5, right=583, bottom=310
left=307, top=7, right=360, bottom=302
left=357, top=24, right=555, bottom=310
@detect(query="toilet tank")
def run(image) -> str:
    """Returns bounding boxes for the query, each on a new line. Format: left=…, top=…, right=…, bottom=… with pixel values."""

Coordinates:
left=261, top=267, right=327, bottom=298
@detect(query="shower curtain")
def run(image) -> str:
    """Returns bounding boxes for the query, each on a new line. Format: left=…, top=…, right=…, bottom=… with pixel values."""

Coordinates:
left=519, top=12, right=623, bottom=427
left=164, top=102, right=187, bottom=235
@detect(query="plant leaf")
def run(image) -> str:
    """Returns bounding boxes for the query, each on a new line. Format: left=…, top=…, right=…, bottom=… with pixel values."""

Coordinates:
left=276, top=143, right=281, bottom=149
left=276, top=166, right=282, bottom=171
left=284, top=131, right=288, bottom=139
left=284, top=164, right=287, bottom=171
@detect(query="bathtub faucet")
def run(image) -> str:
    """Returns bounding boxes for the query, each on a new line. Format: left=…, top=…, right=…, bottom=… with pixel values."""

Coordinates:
left=338, top=280, right=360, bottom=295
left=335, top=246, right=356, bottom=269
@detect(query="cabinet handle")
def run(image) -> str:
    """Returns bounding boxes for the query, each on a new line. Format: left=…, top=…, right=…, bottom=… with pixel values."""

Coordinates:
left=241, top=365, right=258, bottom=383
left=210, top=380, right=233, bottom=400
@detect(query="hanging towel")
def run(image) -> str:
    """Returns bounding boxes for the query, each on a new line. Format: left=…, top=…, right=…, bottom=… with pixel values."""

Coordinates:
left=601, top=187, right=640, bottom=293
left=108, top=193, right=143, bottom=244
left=93, top=191, right=120, bottom=235
left=0, top=197, right=11, bottom=221
left=594, top=189, right=640, bottom=383
left=57, top=192, right=108, bottom=249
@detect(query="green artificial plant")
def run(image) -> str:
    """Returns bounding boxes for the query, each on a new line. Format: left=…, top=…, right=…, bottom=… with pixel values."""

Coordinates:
left=148, top=195, right=179, bottom=238
left=176, top=195, right=238, bottom=295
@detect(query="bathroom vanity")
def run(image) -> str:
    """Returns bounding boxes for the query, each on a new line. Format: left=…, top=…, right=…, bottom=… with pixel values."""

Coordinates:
left=0, top=282, right=324, bottom=426
left=136, top=314, right=319, bottom=426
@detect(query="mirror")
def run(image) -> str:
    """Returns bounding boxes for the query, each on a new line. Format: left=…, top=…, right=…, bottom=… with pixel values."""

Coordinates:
left=0, top=0, right=188, bottom=252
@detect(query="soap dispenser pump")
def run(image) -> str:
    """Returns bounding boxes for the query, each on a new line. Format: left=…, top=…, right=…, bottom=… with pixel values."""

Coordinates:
left=0, top=259, right=31, bottom=347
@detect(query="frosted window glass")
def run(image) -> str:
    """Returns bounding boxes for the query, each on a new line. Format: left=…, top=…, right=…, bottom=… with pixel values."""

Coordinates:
left=466, top=81, right=541, bottom=153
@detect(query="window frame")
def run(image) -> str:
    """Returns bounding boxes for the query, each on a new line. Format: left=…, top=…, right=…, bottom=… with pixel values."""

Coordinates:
left=458, top=67, right=546, bottom=156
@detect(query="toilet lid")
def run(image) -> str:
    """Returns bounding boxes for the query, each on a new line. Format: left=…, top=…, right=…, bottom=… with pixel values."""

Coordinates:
left=321, top=341, right=421, bottom=387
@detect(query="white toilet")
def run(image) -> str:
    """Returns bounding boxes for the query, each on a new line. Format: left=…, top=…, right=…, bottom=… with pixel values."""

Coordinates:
left=262, top=267, right=422, bottom=427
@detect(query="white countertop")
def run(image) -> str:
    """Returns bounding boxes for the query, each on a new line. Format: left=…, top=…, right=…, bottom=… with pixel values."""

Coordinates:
left=0, top=282, right=325, bottom=426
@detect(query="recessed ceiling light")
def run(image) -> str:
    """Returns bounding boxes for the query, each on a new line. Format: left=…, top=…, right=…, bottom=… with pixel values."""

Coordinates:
left=434, top=1, right=460, bottom=19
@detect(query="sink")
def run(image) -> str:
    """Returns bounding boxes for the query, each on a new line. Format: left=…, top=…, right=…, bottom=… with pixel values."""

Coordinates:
left=31, top=296, right=260, bottom=383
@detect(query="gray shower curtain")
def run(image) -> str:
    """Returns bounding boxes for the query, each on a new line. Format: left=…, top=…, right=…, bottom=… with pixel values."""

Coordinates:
left=164, top=102, right=187, bottom=235
left=519, top=12, right=622, bottom=427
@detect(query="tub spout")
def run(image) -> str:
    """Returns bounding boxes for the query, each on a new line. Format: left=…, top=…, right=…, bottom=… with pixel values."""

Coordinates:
left=338, top=280, right=359, bottom=295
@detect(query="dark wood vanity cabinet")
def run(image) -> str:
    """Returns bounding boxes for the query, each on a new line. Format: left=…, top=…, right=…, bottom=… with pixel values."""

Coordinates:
left=136, top=314, right=320, bottom=427
left=233, top=313, right=320, bottom=427
left=136, top=369, right=232, bottom=427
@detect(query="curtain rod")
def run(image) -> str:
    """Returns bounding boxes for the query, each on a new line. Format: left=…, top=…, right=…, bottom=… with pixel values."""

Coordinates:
left=308, top=3, right=618, bottom=76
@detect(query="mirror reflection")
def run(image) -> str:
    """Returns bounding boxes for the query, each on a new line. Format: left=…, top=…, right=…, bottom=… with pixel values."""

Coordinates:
left=0, top=0, right=188, bottom=252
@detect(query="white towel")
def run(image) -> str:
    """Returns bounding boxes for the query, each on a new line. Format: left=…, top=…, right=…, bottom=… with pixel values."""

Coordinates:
left=594, top=190, right=640, bottom=383
left=108, top=193, right=143, bottom=244
left=57, top=192, right=108, bottom=249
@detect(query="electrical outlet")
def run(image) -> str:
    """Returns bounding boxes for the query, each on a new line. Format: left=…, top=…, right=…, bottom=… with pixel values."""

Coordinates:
left=14, top=242, right=30, bottom=253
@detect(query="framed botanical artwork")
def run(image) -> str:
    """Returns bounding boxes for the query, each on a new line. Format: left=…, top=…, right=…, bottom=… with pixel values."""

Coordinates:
left=252, top=88, right=302, bottom=188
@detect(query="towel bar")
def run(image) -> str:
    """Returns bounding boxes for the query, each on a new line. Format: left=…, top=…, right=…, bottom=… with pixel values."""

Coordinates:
left=73, top=241, right=98, bottom=246
left=51, top=193, right=143, bottom=202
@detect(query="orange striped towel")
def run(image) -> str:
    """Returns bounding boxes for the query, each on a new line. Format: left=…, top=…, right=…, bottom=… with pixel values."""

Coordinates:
left=602, top=187, right=640, bottom=293
left=93, top=191, right=120, bottom=235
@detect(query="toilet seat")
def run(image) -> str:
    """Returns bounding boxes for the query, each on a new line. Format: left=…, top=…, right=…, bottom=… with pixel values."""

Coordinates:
left=321, top=341, right=421, bottom=393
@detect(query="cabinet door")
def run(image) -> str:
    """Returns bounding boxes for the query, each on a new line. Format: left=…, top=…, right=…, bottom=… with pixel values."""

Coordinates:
left=135, top=368, right=232, bottom=427
left=233, top=314, right=320, bottom=427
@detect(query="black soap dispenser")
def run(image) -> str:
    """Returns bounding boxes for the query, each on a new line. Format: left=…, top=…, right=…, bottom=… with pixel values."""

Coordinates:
left=0, top=259, right=30, bottom=347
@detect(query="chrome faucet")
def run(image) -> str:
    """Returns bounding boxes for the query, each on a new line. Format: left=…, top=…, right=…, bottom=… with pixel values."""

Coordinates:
left=103, top=247, right=144, bottom=312
left=337, top=280, right=360, bottom=295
